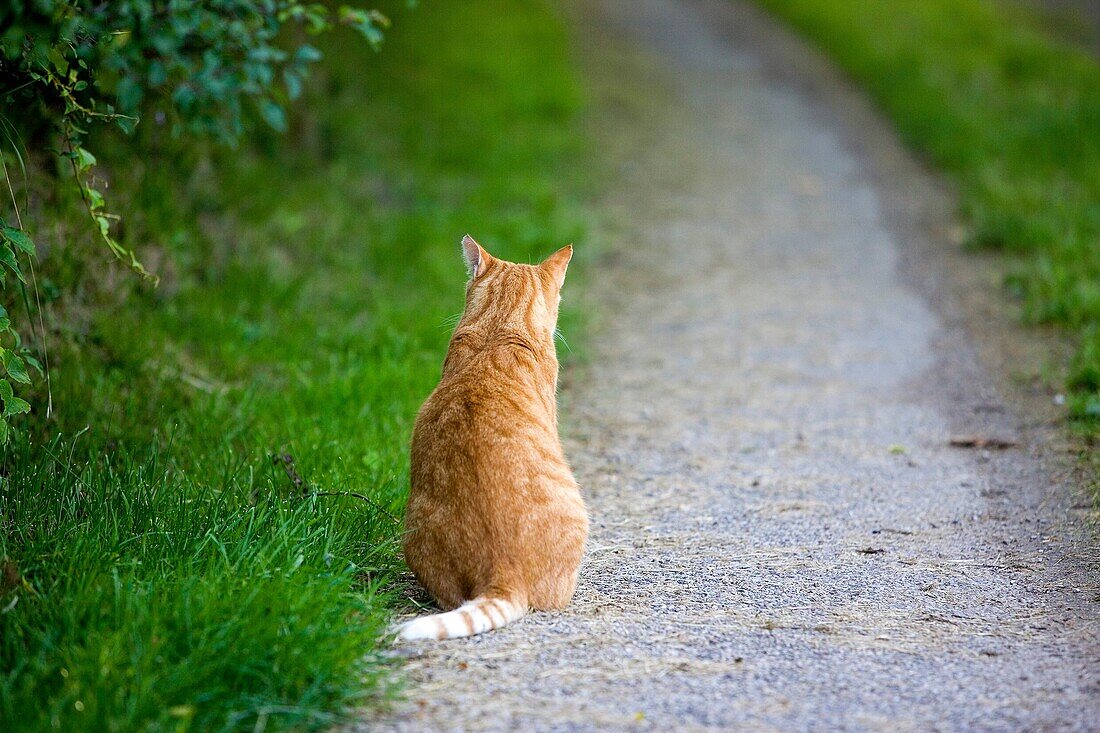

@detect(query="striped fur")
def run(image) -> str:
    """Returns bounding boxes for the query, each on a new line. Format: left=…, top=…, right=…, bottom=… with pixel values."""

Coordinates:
left=397, top=236, right=588, bottom=644
left=395, top=596, right=525, bottom=641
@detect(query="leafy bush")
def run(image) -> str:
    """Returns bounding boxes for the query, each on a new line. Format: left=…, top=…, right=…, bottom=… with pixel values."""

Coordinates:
left=0, top=0, right=392, bottom=440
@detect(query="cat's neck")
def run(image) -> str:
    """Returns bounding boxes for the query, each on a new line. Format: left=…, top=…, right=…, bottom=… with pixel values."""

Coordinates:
left=443, top=327, right=559, bottom=404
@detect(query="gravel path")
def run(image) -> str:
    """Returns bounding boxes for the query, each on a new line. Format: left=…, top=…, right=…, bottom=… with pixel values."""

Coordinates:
left=368, top=1, right=1100, bottom=730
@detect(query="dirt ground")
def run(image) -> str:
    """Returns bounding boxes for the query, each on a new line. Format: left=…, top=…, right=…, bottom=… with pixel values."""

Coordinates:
left=363, top=1, right=1100, bottom=730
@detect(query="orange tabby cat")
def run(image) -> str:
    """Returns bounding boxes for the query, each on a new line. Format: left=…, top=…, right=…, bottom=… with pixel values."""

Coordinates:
left=396, top=235, right=588, bottom=641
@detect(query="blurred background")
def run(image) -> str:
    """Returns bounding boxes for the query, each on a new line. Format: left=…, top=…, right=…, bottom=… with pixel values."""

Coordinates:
left=0, top=0, right=1097, bottom=730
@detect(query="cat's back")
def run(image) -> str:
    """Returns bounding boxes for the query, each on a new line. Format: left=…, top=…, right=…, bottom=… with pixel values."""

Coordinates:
left=413, top=347, right=556, bottom=461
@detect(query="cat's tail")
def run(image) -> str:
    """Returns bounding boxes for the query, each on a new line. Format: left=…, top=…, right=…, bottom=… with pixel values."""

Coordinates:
left=394, top=595, right=526, bottom=642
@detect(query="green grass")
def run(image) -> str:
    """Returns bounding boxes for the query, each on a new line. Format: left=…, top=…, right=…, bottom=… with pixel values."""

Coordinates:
left=754, top=0, right=1100, bottom=422
left=0, top=0, right=591, bottom=730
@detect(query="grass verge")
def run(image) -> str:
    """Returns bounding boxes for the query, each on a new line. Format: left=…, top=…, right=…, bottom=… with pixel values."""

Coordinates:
left=0, top=0, right=591, bottom=730
left=753, top=0, right=1100, bottom=427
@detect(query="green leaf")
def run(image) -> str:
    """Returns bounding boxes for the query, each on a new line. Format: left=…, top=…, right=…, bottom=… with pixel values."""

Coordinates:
left=300, top=6, right=332, bottom=34
left=74, top=146, right=96, bottom=172
left=259, top=99, right=286, bottom=131
left=3, top=351, right=30, bottom=385
left=294, top=44, right=323, bottom=63
left=339, top=7, right=385, bottom=47
left=48, top=47, right=69, bottom=74
left=0, top=379, right=12, bottom=404
left=2, top=226, right=35, bottom=255
left=283, top=69, right=303, bottom=100
left=86, top=186, right=105, bottom=210
left=0, top=244, right=25, bottom=282
left=0, top=417, right=8, bottom=445
left=22, top=353, right=42, bottom=374
left=3, top=395, right=30, bottom=417
left=115, top=116, right=137, bottom=135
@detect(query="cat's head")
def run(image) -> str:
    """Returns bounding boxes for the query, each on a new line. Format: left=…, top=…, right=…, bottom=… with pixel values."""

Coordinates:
left=459, top=234, right=572, bottom=340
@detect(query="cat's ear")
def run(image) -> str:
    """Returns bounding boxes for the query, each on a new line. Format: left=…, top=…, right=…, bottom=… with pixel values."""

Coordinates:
left=462, top=234, right=493, bottom=278
left=540, top=244, right=573, bottom=289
